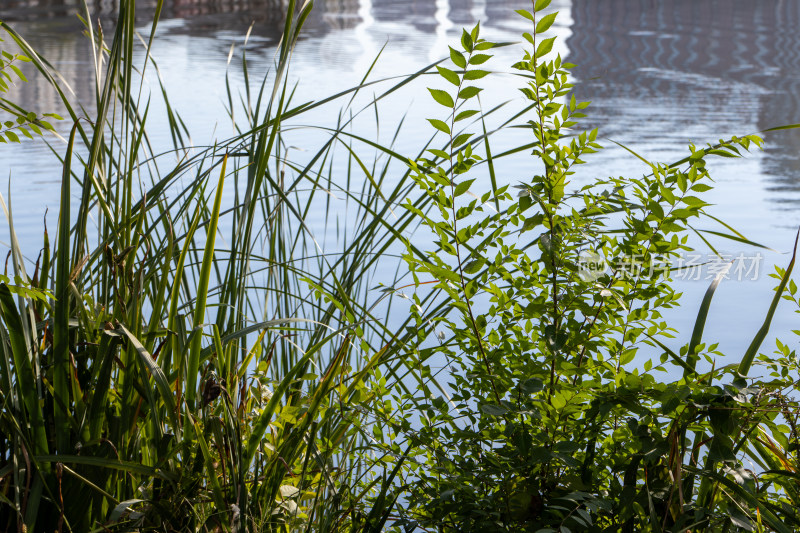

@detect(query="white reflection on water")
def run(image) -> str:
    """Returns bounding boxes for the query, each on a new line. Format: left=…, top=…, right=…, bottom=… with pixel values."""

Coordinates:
left=431, top=0, right=453, bottom=62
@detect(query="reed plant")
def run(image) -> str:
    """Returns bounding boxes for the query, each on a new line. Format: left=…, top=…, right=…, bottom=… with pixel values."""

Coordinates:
left=0, top=0, right=437, bottom=530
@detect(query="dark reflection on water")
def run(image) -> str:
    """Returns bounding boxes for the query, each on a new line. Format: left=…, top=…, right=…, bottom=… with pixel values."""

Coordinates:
left=1, top=0, right=488, bottom=36
left=1, top=0, right=525, bottom=34
left=4, top=1, right=799, bottom=193
left=4, top=0, right=800, bottom=217
left=0, top=0, right=528, bottom=118
left=3, top=0, right=322, bottom=40
left=567, top=0, right=800, bottom=206
left=2, top=0, right=288, bottom=24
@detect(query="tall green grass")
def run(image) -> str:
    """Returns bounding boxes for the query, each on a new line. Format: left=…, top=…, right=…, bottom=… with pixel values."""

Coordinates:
left=0, top=1, right=441, bottom=530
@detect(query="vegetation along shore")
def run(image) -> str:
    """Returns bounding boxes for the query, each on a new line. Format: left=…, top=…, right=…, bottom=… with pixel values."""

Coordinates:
left=0, top=0, right=799, bottom=531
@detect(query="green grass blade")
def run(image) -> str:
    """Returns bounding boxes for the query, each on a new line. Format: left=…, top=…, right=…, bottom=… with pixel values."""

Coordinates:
left=53, top=121, right=82, bottom=455
left=188, top=155, right=228, bottom=408
left=0, top=285, right=48, bottom=455
left=738, top=228, right=799, bottom=377
left=115, top=323, right=179, bottom=433
left=643, top=333, right=696, bottom=376
left=685, top=261, right=731, bottom=377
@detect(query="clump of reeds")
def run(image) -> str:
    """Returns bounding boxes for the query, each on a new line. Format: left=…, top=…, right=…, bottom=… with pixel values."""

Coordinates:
left=0, top=0, right=432, bottom=530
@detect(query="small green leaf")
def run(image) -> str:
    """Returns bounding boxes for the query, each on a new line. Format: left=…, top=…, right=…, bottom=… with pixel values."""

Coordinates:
left=550, top=393, right=566, bottom=409
left=464, top=69, right=490, bottom=80
left=461, top=29, right=473, bottom=52
left=428, top=88, right=455, bottom=108
left=454, top=109, right=480, bottom=122
left=449, top=47, right=467, bottom=68
left=535, top=12, right=558, bottom=33
left=707, top=149, right=737, bottom=157
left=464, top=258, right=485, bottom=274
left=470, top=22, right=480, bottom=42
left=454, top=109, right=478, bottom=122
left=521, top=377, right=544, bottom=394
left=515, top=9, right=534, bottom=21
left=535, top=37, right=556, bottom=58
left=427, top=119, right=451, bottom=135
left=454, top=179, right=475, bottom=197
left=9, top=64, right=27, bottom=82
left=620, top=349, right=635, bottom=365
left=458, top=86, right=482, bottom=99
left=682, top=196, right=708, bottom=207
left=481, top=404, right=508, bottom=416
left=452, top=133, right=472, bottom=148
left=436, top=65, right=460, bottom=86
left=431, top=173, right=450, bottom=187
left=534, top=0, right=552, bottom=10
left=5, top=131, right=19, bottom=143
left=469, top=54, right=491, bottom=65
left=427, top=149, right=449, bottom=159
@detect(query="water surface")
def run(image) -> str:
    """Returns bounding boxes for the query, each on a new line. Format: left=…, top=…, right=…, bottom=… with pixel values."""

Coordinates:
left=2, top=0, right=800, bottom=364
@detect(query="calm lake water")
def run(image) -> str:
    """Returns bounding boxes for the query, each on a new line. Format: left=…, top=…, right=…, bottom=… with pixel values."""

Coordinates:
left=2, top=0, right=800, bottom=365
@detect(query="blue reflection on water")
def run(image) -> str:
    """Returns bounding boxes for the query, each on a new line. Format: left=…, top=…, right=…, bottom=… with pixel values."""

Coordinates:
left=2, top=0, right=799, bottom=365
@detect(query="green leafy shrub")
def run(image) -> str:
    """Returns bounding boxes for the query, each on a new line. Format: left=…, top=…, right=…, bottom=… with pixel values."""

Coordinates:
left=386, top=2, right=800, bottom=531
